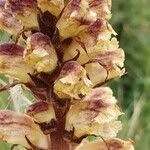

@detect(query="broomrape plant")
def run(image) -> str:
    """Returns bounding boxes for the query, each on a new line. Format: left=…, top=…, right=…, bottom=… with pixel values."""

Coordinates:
left=0, top=0, right=134, bottom=149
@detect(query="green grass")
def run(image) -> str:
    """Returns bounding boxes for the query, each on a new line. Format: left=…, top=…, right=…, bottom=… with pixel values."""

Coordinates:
left=0, top=0, right=150, bottom=149
left=110, top=0, right=150, bottom=149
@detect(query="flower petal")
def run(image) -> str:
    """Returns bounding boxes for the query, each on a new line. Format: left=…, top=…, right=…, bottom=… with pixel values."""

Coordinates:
left=0, top=0, right=22, bottom=35
left=6, top=0, right=38, bottom=28
left=37, top=0, right=64, bottom=17
left=24, top=32, right=58, bottom=73
left=65, top=87, right=123, bottom=138
left=75, top=137, right=134, bottom=150
left=27, top=101, right=56, bottom=124
left=85, top=48, right=125, bottom=86
left=0, top=110, right=48, bottom=149
left=0, top=43, right=34, bottom=83
left=63, top=19, right=117, bottom=64
left=57, top=0, right=111, bottom=39
left=54, top=61, right=92, bottom=99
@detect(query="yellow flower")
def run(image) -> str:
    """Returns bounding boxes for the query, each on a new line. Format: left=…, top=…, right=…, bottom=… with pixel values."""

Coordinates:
left=63, top=19, right=117, bottom=65
left=54, top=61, right=93, bottom=99
left=85, top=48, right=125, bottom=86
left=37, top=0, right=64, bottom=17
left=27, top=101, right=56, bottom=124
left=66, top=87, right=123, bottom=138
left=0, top=1, right=22, bottom=35
left=57, top=0, right=111, bottom=39
left=0, top=110, right=49, bottom=149
left=6, top=0, right=39, bottom=28
left=0, top=43, right=34, bottom=83
left=24, top=32, right=58, bottom=73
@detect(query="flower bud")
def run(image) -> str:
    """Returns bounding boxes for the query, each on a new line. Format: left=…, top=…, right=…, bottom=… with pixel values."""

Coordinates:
left=37, top=0, right=64, bottom=17
left=0, top=43, right=34, bottom=83
left=57, top=0, right=111, bottom=39
left=24, top=32, right=58, bottom=73
left=27, top=101, right=56, bottom=124
left=54, top=61, right=93, bottom=99
left=85, top=48, right=125, bottom=86
left=6, top=0, right=38, bottom=28
left=0, top=0, right=22, bottom=35
left=0, top=110, right=48, bottom=149
left=75, top=137, right=134, bottom=150
left=65, top=87, right=123, bottom=138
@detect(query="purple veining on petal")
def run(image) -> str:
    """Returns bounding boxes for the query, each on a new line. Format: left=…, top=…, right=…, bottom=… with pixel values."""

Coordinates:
left=90, top=0, right=105, bottom=8
left=88, top=19, right=104, bottom=37
left=27, top=101, right=49, bottom=114
left=0, top=43, right=24, bottom=56
left=29, top=32, right=51, bottom=49
left=7, top=0, right=37, bottom=12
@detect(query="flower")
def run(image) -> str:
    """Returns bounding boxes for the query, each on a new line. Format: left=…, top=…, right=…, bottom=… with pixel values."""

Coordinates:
left=65, top=87, right=123, bottom=138
left=24, top=32, right=58, bottom=73
left=0, top=43, right=34, bottom=83
left=0, top=110, right=49, bottom=149
left=54, top=61, right=93, bottom=99
left=85, top=48, right=125, bottom=86
left=37, top=0, right=64, bottom=17
left=6, top=0, right=39, bottom=28
left=0, top=0, right=22, bottom=35
left=27, top=101, right=56, bottom=124
left=63, top=19, right=117, bottom=65
left=75, top=137, right=134, bottom=150
left=57, top=0, right=111, bottom=39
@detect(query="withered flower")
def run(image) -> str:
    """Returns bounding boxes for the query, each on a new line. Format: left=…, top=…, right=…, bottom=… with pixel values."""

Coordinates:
left=0, top=0, right=134, bottom=149
left=65, top=87, right=123, bottom=138
left=54, top=61, right=93, bottom=99
left=24, top=32, right=58, bottom=73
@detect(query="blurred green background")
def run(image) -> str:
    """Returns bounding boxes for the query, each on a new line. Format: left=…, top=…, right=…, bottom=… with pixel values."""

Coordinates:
left=0, top=0, right=150, bottom=149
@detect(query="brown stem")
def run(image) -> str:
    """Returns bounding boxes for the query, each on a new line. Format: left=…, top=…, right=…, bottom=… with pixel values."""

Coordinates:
left=50, top=101, right=70, bottom=150
left=51, top=131, right=69, bottom=150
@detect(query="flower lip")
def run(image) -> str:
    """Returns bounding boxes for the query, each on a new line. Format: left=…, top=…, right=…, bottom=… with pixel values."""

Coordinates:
left=59, top=61, right=84, bottom=78
left=0, top=43, right=24, bottom=56
left=28, top=32, right=52, bottom=49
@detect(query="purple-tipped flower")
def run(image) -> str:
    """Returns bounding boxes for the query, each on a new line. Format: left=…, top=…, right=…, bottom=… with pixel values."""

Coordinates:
left=65, top=87, right=123, bottom=138
left=24, top=32, right=58, bottom=73
left=54, top=61, right=93, bottom=99
left=6, top=0, right=39, bottom=28
left=0, top=43, right=34, bottom=83
left=0, top=0, right=22, bottom=35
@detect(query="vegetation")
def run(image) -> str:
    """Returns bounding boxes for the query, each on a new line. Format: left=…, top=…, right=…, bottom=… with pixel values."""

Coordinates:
left=110, top=0, right=150, bottom=149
